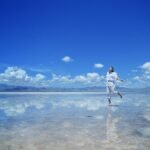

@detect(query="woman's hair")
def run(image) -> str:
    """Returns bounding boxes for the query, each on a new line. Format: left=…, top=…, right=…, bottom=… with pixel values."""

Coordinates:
left=109, top=66, right=115, bottom=73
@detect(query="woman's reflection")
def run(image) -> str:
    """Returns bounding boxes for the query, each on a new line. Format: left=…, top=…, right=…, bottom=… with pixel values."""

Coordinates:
left=106, top=106, right=120, bottom=143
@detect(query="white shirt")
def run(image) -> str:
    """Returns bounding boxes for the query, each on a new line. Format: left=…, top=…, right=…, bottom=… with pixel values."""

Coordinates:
left=106, top=72, right=118, bottom=86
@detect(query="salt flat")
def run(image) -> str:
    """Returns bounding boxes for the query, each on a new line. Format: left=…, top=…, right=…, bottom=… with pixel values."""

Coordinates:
left=0, top=92, right=149, bottom=150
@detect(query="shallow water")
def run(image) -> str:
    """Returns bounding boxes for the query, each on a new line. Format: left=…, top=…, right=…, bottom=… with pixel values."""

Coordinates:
left=0, top=92, right=149, bottom=150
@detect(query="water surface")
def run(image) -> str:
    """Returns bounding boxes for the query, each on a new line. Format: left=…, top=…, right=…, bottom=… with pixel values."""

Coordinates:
left=0, top=92, right=149, bottom=150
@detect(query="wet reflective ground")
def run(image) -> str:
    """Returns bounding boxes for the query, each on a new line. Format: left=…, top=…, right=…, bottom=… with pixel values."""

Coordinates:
left=0, top=92, right=150, bottom=150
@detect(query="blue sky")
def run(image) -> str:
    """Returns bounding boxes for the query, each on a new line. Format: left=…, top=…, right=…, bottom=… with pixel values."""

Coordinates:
left=0, top=0, right=150, bottom=87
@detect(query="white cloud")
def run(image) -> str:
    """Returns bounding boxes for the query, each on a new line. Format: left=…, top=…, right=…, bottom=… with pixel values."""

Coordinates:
left=74, top=75, right=87, bottom=83
left=125, top=62, right=150, bottom=88
left=50, top=72, right=105, bottom=87
left=0, top=67, right=28, bottom=80
left=140, top=62, right=150, bottom=71
left=139, top=62, right=150, bottom=84
left=35, top=74, right=45, bottom=81
left=140, top=62, right=150, bottom=75
left=51, top=74, right=72, bottom=84
left=0, top=67, right=105, bottom=87
left=87, top=72, right=100, bottom=79
left=0, top=67, right=47, bottom=87
left=133, top=76, right=140, bottom=81
left=94, top=63, right=104, bottom=69
left=1, top=62, right=150, bottom=88
left=61, top=56, right=73, bottom=63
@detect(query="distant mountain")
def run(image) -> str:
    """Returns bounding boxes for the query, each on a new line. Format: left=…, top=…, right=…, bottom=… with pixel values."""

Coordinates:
left=0, top=84, right=105, bottom=92
left=0, top=84, right=149, bottom=92
left=0, top=84, right=39, bottom=92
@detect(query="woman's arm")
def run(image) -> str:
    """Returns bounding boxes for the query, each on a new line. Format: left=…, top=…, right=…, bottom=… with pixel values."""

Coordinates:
left=115, top=73, right=123, bottom=82
left=117, top=77, right=124, bottom=82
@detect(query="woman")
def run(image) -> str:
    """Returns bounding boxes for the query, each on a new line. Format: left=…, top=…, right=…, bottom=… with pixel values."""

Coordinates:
left=106, top=66, right=123, bottom=105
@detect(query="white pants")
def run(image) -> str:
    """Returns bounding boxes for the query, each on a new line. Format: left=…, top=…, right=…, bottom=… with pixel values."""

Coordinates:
left=106, top=82, right=118, bottom=99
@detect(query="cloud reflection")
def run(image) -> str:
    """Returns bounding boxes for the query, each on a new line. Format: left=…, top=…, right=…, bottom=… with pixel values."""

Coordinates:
left=0, top=97, right=45, bottom=116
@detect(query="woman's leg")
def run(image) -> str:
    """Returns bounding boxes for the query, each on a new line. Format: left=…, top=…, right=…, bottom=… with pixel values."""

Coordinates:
left=107, top=86, right=112, bottom=104
left=117, top=92, right=122, bottom=98
left=113, top=85, right=123, bottom=98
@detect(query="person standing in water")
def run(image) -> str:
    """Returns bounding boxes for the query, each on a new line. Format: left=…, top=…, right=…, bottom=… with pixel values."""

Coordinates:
left=106, top=66, right=123, bottom=105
